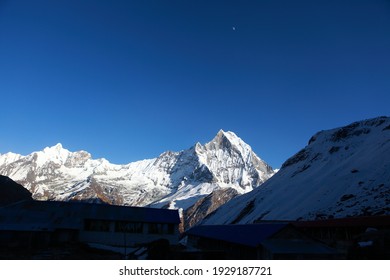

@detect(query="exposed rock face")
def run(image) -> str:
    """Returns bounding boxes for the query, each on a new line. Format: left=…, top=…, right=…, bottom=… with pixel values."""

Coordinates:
left=203, top=116, right=390, bottom=225
left=183, top=188, right=239, bottom=230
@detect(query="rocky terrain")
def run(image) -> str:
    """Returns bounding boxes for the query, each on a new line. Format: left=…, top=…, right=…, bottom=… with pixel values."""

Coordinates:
left=0, top=175, right=32, bottom=206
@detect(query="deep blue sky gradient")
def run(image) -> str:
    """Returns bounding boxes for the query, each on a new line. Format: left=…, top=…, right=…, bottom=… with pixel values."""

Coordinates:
left=1, top=0, right=390, bottom=168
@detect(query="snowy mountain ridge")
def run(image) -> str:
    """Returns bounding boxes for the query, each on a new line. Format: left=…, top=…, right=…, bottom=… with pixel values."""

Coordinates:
left=0, top=130, right=275, bottom=212
left=202, top=116, right=390, bottom=225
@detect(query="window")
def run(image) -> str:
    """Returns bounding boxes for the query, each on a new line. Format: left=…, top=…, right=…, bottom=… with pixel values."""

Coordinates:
left=148, top=223, right=176, bottom=235
left=115, top=221, right=143, bottom=233
left=148, top=223, right=162, bottom=234
left=167, top=223, right=175, bottom=235
left=84, top=219, right=111, bottom=232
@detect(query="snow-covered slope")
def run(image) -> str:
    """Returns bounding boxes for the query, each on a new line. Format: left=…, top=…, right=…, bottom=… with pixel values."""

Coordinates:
left=203, top=116, right=390, bottom=224
left=0, top=131, right=275, bottom=213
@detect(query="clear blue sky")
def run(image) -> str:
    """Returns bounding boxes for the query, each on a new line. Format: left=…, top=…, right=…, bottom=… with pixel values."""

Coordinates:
left=1, top=0, right=390, bottom=168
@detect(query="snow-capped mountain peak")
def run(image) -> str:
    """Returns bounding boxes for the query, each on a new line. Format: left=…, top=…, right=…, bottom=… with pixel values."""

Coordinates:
left=38, top=143, right=70, bottom=165
left=44, top=143, right=64, bottom=152
left=0, top=152, right=22, bottom=166
left=205, top=130, right=260, bottom=164
left=207, top=129, right=246, bottom=150
left=217, top=129, right=243, bottom=145
left=29, top=143, right=95, bottom=169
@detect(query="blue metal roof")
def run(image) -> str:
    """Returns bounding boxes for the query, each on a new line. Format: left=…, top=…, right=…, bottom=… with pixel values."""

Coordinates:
left=186, top=223, right=288, bottom=247
left=261, top=239, right=338, bottom=255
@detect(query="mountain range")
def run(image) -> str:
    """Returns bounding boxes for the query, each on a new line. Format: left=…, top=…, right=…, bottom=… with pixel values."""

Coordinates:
left=1, top=116, right=389, bottom=228
left=0, top=130, right=275, bottom=227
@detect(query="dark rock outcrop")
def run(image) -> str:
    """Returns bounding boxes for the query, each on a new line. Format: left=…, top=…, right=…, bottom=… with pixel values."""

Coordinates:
left=0, top=175, right=32, bottom=206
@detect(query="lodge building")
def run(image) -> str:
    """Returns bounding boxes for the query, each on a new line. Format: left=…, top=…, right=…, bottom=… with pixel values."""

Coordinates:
left=0, top=200, right=181, bottom=252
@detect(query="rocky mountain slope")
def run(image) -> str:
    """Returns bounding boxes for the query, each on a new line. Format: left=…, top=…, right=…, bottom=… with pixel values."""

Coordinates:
left=183, top=188, right=239, bottom=230
left=203, top=116, right=390, bottom=225
left=0, top=130, right=275, bottom=215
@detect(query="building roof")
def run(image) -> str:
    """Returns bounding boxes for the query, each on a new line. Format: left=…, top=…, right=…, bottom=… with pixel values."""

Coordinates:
left=261, top=239, right=338, bottom=255
left=292, top=216, right=390, bottom=228
left=0, top=200, right=181, bottom=231
left=186, top=223, right=289, bottom=247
